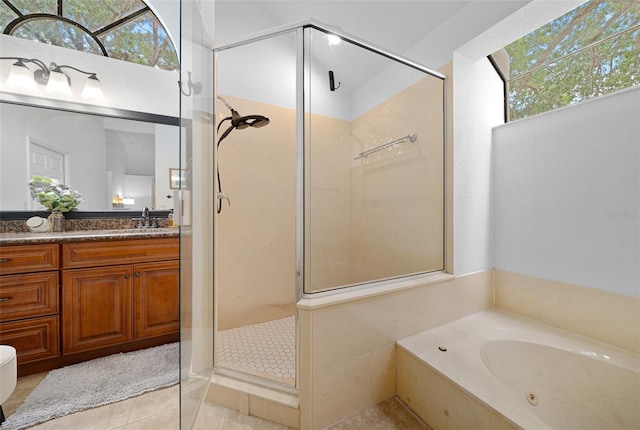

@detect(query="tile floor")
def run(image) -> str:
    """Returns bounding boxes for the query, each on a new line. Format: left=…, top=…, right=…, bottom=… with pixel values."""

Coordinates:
left=216, top=316, right=296, bottom=384
left=4, top=375, right=427, bottom=429
left=5, top=331, right=426, bottom=429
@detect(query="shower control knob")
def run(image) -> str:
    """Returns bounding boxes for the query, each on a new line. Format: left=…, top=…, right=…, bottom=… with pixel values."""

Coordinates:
left=217, top=192, right=231, bottom=207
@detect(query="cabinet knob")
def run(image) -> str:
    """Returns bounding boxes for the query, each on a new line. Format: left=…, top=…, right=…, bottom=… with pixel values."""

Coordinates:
left=0, top=297, right=12, bottom=302
left=0, top=259, right=10, bottom=263
left=124, top=274, right=131, bottom=279
left=135, top=272, right=141, bottom=277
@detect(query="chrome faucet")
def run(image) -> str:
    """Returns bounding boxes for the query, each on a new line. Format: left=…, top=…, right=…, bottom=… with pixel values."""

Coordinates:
left=133, top=207, right=157, bottom=229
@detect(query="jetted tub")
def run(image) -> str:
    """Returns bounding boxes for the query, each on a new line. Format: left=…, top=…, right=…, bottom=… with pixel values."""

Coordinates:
left=396, top=309, right=640, bottom=430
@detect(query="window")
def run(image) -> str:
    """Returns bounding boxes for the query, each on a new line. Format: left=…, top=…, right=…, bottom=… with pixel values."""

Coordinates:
left=504, top=0, right=639, bottom=121
left=0, top=0, right=178, bottom=71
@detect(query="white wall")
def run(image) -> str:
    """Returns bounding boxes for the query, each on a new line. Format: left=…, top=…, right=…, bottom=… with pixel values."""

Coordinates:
left=493, top=87, right=640, bottom=297
left=452, top=53, right=504, bottom=275
left=216, top=32, right=298, bottom=111
left=448, top=0, right=587, bottom=277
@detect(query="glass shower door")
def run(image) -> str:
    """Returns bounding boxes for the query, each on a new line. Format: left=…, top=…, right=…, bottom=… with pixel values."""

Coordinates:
left=213, top=30, right=298, bottom=389
left=179, top=0, right=215, bottom=428
left=303, top=26, right=446, bottom=294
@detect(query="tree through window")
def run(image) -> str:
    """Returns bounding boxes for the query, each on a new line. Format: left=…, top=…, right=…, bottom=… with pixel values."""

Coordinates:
left=504, top=0, right=639, bottom=121
left=0, top=0, right=178, bottom=72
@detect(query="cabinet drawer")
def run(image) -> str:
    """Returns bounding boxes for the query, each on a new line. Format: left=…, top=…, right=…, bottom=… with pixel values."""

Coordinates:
left=62, top=238, right=179, bottom=269
left=0, top=315, right=59, bottom=364
left=0, top=272, right=59, bottom=322
left=0, top=244, right=59, bottom=275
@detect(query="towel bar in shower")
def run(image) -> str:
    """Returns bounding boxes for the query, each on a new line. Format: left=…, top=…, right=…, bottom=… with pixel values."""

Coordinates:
left=354, top=133, right=417, bottom=160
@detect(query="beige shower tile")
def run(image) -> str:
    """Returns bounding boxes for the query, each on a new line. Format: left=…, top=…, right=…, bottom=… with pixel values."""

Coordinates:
left=310, top=271, right=493, bottom=371
left=312, top=343, right=396, bottom=429
left=397, top=348, right=517, bottom=430
left=311, top=305, right=394, bottom=371
left=495, top=270, right=640, bottom=353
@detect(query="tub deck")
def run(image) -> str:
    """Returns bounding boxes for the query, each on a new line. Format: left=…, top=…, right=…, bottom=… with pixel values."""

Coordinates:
left=396, top=308, right=640, bottom=430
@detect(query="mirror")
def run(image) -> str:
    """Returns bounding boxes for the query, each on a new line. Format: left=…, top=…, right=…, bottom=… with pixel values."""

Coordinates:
left=0, top=101, right=181, bottom=212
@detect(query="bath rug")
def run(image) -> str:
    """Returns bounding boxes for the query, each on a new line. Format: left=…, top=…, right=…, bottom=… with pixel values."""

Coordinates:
left=0, top=342, right=178, bottom=430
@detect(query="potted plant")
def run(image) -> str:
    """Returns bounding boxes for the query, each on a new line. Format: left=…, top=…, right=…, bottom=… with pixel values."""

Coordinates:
left=28, top=175, right=83, bottom=232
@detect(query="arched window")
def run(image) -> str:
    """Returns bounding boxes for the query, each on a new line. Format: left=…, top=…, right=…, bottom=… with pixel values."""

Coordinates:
left=0, top=0, right=178, bottom=71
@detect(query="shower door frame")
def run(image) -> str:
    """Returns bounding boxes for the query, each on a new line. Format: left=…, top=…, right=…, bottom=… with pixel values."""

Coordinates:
left=212, top=19, right=447, bottom=392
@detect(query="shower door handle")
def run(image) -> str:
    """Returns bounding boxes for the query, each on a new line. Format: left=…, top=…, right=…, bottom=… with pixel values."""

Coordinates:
left=217, top=192, right=231, bottom=207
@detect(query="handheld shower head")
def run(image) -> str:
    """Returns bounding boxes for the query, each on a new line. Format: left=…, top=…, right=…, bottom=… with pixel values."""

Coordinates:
left=216, top=96, right=271, bottom=214
left=218, top=96, right=270, bottom=138
left=230, top=109, right=270, bottom=130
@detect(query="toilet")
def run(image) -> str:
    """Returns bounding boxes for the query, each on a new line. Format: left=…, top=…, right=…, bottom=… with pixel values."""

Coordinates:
left=0, top=345, right=17, bottom=423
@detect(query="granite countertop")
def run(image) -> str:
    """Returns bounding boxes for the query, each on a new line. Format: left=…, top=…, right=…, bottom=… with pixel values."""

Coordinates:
left=0, top=227, right=180, bottom=245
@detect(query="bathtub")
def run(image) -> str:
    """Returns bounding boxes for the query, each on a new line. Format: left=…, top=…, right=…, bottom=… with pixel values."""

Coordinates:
left=396, top=309, right=640, bottom=430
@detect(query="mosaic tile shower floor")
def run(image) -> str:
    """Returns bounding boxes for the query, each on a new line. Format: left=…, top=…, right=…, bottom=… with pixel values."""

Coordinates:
left=216, top=315, right=296, bottom=384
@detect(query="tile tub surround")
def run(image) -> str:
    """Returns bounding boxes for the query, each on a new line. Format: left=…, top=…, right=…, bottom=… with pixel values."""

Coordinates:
left=495, top=270, right=640, bottom=354
left=298, top=270, right=493, bottom=430
left=396, top=308, right=640, bottom=430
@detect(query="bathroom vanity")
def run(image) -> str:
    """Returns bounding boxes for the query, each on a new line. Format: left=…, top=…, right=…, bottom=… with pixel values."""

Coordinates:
left=0, top=230, right=179, bottom=376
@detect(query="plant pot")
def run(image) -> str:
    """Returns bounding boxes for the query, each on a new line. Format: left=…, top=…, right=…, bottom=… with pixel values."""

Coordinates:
left=48, top=212, right=65, bottom=232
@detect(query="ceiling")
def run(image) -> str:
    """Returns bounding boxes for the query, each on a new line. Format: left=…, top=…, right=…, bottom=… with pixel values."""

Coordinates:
left=214, top=0, right=532, bottom=69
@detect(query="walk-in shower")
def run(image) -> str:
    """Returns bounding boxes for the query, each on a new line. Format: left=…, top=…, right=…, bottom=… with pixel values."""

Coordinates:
left=212, top=20, right=445, bottom=391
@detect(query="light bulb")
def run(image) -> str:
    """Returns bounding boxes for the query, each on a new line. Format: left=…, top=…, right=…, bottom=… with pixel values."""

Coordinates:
left=45, top=69, right=72, bottom=97
left=81, top=74, right=104, bottom=102
left=4, top=61, right=38, bottom=92
left=327, top=34, right=341, bottom=46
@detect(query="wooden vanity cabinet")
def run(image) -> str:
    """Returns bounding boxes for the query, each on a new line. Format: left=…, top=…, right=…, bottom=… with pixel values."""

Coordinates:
left=61, top=238, right=179, bottom=354
left=0, top=244, right=60, bottom=365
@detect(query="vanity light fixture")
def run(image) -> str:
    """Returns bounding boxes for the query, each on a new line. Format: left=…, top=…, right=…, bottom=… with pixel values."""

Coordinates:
left=0, top=57, right=104, bottom=101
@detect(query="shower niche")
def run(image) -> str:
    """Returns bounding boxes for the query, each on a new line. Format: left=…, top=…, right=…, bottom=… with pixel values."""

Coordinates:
left=213, top=21, right=445, bottom=389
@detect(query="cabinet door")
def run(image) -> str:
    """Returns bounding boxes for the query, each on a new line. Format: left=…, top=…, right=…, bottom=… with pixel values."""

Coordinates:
left=62, top=266, right=133, bottom=354
left=134, top=261, right=179, bottom=339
